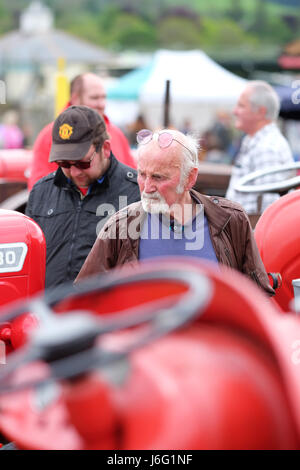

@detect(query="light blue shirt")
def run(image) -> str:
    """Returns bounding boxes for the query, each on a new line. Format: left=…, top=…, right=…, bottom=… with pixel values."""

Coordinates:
left=139, top=209, right=218, bottom=264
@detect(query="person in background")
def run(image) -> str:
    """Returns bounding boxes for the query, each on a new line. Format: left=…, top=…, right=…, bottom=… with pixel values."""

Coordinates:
left=75, top=127, right=274, bottom=297
left=26, top=106, right=140, bottom=289
left=226, top=81, right=294, bottom=214
left=28, top=73, right=136, bottom=191
left=0, top=110, right=24, bottom=149
left=126, top=114, right=148, bottom=147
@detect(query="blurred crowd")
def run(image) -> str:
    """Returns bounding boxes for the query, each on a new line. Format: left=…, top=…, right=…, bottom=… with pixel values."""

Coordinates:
left=123, top=109, right=241, bottom=165
left=0, top=110, right=25, bottom=149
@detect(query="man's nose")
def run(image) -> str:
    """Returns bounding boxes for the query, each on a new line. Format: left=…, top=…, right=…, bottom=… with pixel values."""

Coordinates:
left=70, top=164, right=82, bottom=176
left=144, top=177, right=156, bottom=193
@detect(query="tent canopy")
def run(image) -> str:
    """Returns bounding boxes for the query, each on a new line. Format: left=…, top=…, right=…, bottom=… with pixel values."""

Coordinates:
left=108, top=62, right=154, bottom=100
left=139, top=50, right=247, bottom=104
left=107, top=50, right=247, bottom=132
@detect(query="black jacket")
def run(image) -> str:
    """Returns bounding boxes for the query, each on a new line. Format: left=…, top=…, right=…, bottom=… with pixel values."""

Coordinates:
left=26, top=154, right=140, bottom=288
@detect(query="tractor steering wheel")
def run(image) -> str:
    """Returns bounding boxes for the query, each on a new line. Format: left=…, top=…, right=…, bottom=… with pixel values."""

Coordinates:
left=0, top=264, right=212, bottom=394
left=234, top=162, right=300, bottom=195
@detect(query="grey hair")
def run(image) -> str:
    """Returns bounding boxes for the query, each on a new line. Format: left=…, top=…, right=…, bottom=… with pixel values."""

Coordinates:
left=173, top=132, right=200, bottom=193
left=247, top=81, right=280, bottom=121
left=179, top=133, right=200, bottom=181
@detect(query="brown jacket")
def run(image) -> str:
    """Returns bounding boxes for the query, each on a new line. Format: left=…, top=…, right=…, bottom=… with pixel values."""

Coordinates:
left=75, top=190, right=274, bottom=296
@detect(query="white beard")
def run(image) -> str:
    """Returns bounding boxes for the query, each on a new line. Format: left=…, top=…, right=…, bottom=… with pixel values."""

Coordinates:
left=141, top=191, right=169, bottom=214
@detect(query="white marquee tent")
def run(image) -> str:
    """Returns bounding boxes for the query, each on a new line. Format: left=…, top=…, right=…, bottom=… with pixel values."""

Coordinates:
left=107, top=49, right=247, bottom=133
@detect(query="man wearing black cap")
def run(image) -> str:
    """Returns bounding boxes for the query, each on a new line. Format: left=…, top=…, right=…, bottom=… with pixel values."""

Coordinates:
left=26, top=105, right=140, bottom=289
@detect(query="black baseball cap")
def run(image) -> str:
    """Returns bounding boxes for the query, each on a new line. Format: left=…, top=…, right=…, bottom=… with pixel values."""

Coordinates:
left=49, top=105, right=106, bottom=162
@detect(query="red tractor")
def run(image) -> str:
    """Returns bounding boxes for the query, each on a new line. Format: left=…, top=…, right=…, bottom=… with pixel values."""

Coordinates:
left=0, top=209, right=45, bottom=352
left=234, top=162, right=300, bottom=312
left=0, top=257, right=300, bottom=450
left=0, top=161, right=300, bottom=449
left=0, top=149, right=32, bottom=213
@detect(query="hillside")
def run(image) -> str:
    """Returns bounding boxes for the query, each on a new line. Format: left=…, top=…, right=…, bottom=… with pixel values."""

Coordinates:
left=0, top=0, right=299, bottom=54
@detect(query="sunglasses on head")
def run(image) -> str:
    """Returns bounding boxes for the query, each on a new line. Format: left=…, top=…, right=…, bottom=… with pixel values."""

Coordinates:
left=55, top=151, right=96, bottom=170
left=136, top=129, right=194, bottom=158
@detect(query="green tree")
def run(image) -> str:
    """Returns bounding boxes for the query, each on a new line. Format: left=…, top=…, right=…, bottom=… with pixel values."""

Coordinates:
left=0, top=0, right=14, bottom=35
left=199, top=17, right=258, bottom=48
left=0, top=0, right=294, bottom=53
left=101, top=12, right=157, bottom=50
left=157, top=16, right=202, bottom=49
left=229, top=0, right=244, bottom=22
left=58, top=12, right=102, bottom=45
left=55, top=6, right=157, bottom=50
left=97, top=5, right=122, bottom=35
left=253, top=0, right=268, bottom=34
left=248, top=1, right=293, bottom=44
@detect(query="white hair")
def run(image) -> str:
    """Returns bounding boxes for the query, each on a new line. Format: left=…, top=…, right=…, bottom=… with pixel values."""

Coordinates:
left=247, top=81, right=280, bottom=121
left=174, top=132, right=200, bottom=193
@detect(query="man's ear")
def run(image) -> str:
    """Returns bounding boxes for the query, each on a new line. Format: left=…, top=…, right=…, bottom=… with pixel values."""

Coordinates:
left=186, top=167, right=199, bottom=190
left=70, top=93, right=80, bottom=105
left=102, top=140, right=111, bottom=159
left=258, top=106, right=267, bottom=120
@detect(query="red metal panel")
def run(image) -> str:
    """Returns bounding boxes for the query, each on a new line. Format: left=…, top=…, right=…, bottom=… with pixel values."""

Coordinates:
left=255, top=190, right=300, bottom=312
left=0, top=150, right=32, bottom=182
left=0, top=259, right=300, bottom=449
left=0, top=209, right=45, bottom=350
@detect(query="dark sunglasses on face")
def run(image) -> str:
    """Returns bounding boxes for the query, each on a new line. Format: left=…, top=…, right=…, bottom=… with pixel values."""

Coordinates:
left=55, top=151, right=96, bottom=170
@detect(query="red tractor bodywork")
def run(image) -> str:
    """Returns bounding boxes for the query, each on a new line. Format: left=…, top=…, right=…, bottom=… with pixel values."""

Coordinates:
left=0, top=178, right=300, bottom=449
left=0, top=150, right=32, bottom=213
left=0, top=209, right=45, bottom=350
left=0, top=150, right=32, bottom=183
left=255, top=190, right=300, bottom=312
left=0, top=259, right=300, bottom=450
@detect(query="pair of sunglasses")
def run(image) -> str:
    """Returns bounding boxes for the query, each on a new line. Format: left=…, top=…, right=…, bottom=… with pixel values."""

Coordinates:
left=56, top=151, right=96, bottom=170
left=136, top=129, right=194, bottom=158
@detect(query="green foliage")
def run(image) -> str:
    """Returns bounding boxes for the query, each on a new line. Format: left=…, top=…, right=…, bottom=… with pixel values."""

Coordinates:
left=228, top=0, right=244, bottom=22
left=154, top=13, right=259, bottom=51
left=0, top=0, right=14, bottom=35
left=157, top=16, right=201, bottom=49
left=108, top=13, right=157, bottom=50
left=200, top=17, right=258, bottom=48
left=56, top=12, right=102, bottom=45
left=97, top=5, right=121, bottom=35
left=248, top=1, right=293, bottom=43
left=44, top=0, right=86, bottom=16
left=0, top=0, right=299, bottom=52
left=96, top=9, right=157, bottom=50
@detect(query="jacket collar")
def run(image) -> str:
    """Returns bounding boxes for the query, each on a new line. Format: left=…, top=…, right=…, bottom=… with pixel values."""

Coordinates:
left=190, top=190, right=232, bottom=234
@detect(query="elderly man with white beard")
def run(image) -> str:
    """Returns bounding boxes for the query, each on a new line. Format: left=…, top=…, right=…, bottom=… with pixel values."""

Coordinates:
left=75, top=128, right=274, bottom=295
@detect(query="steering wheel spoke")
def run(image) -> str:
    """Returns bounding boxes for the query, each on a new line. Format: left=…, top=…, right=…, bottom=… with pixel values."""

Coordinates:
left=0, top=266, right=212, bottom=394
left=234, top=162, right=300, bottom=194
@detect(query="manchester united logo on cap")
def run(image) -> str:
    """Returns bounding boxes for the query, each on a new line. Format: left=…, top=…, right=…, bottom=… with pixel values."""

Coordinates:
left=59, top=123, right=73, bottom=140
